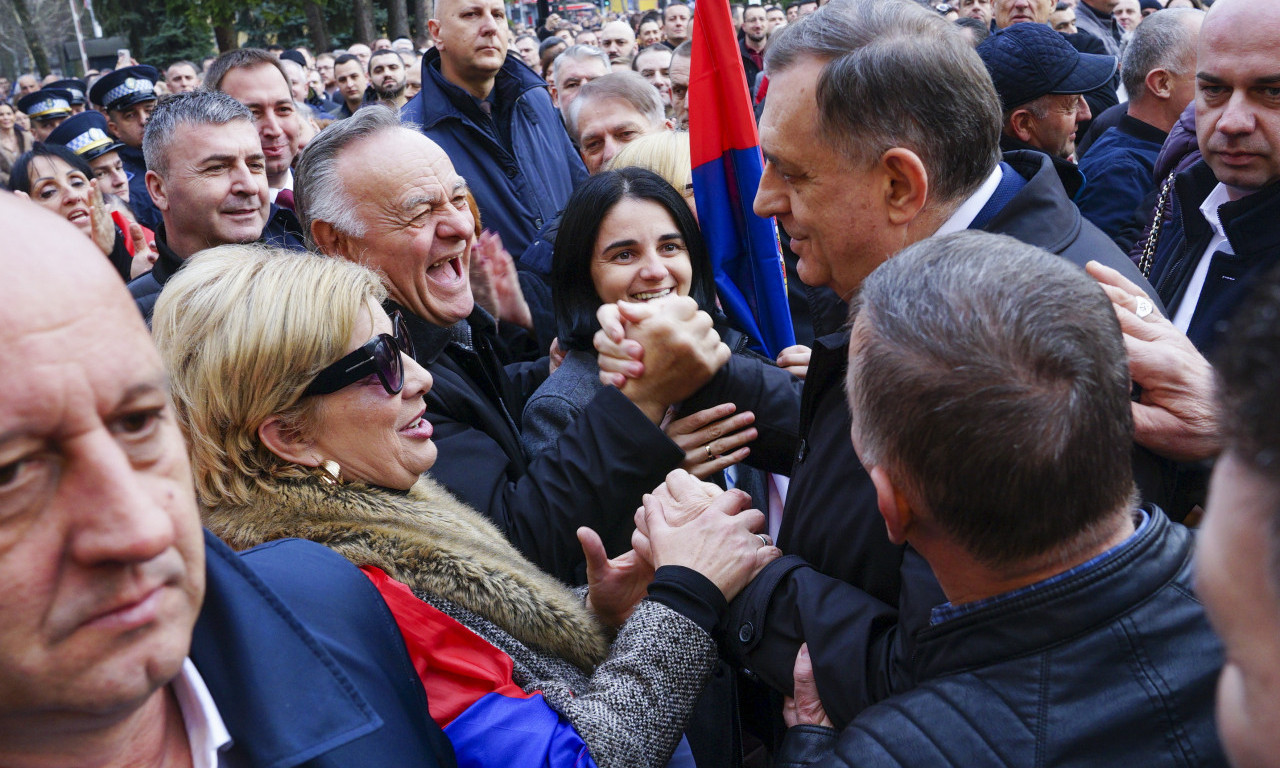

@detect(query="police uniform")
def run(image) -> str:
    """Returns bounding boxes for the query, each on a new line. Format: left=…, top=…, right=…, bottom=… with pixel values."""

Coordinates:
left=17, top=89, right=73, bottom=138
left=89, top=66, right=162, bottom=231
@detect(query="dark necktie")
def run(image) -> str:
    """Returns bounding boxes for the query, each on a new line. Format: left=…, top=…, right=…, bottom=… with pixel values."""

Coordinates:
left=276, top=188, right=295, bottom=212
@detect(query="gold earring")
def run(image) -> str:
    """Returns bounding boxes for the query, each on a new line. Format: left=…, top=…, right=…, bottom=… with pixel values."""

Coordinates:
left=319, top=460, right=342, bottom=486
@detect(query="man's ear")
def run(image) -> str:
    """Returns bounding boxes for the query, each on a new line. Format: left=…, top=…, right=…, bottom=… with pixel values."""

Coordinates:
left=869, top=464, right=915, bottom=546
left=549, top=83, right=560, bottom=108
left=1007, top=109, right=1036, bottom=144
left=428, top=19, right=443, bottom=49
left=258, top=415, right=320, bottom=468
left=879, top=147, right=930, bottom=227
left=310, top=219, right=348, bottom=256
left=1145, top=68, right=1172, bottom=100
left=145, top=170, right=167, bottom=212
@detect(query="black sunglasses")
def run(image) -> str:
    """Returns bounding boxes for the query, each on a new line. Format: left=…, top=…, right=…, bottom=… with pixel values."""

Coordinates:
left=302, top=311, right=415, bottom=397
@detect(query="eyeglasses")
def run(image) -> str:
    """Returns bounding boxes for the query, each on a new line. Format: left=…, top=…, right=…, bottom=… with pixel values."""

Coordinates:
left=302, top=311, right=415, bottom=397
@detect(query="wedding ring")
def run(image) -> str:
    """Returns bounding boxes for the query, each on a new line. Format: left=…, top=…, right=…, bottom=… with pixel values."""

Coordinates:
left=705, top=444, right=715, bottom=460
left=757, top=534, right=772, bottom=547
left=1134, top=297, right=1154, bottom=319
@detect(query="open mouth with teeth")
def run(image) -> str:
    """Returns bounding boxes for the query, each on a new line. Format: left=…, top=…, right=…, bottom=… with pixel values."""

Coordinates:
left=629, top=287, right=674, bottom=302
left=399, top=408, right=433, bottom=438
left=426, top=254, right=465, bottom=286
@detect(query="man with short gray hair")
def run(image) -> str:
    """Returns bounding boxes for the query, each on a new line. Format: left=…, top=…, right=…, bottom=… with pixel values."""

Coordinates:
left=127, top=91, right=274, bottom=321
left=295, top=106, right=729, bottom=583
left=1077, top=7, right=1204, bottom=247
left=770, top=230, right=1225, bottom=767
left=568, top=70, right=672, bottom=173
left=672, top=0, right=1163, bottom=723
left=550, top=45, right=611, bottom=124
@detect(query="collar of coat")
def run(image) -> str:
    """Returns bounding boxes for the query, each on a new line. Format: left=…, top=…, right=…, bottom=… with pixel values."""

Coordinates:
left=203, top=474, right=611, bottom=671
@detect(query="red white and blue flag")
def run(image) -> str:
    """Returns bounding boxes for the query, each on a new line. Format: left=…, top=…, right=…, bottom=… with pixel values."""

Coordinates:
left=363, top=567, right=598, bottom=768
left=689, top=0, right=795, bottom=358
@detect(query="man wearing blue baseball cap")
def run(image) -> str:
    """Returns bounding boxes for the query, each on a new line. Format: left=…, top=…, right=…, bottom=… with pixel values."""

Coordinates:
left=89, top=65, right=163, bottom=231
left=16, top=88, right=73, bottom=142
left=978, top=21, right=1116, bottom=186
left=46, top=110, right=132, bottom=203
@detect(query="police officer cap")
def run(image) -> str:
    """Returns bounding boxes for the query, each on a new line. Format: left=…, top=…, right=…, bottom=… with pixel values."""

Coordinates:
left=17, top=89, right=74, bottom=121
left=47, top=78, right=89, bottom=105
left=46, top=110, right=126, bottom=161
left=89, top=65, right=160, bottom=112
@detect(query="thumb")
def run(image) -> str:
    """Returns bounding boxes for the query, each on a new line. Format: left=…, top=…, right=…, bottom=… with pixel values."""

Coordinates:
left=577, top=527, right=609, bottom=578
left=794, top=643, right=816, bottom=689
left=128, top=221, right=147, bottom=246
left=616, top=299, right=657, bottom=324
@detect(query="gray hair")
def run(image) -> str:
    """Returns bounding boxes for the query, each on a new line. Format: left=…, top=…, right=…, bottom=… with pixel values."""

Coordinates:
left=567, top=70, right=665, bottom=141
left=294, top=104, right=405, bottom=249
left=143, top=91, right=253, bottom=179
left=848, top=231, right=1135, bottom=569
left=765, top=0, right=1002, bottom=203
left=672, top=40, right=693, bottom=59
left=552, top=45, right=612, bottom=84
left=1120, top=7, right=1203, bottom=101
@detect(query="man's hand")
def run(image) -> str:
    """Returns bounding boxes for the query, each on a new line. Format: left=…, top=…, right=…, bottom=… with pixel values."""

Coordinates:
left=642, top=477, right=779, bottom=601
left=633, top=470, right=744, bottom=563
left=662, top=403, right=757, bottom=478
left=593, top=296, right=731, bottom=422
left=1086, top=261, right=1220, bottom=462
left=580, top=526, right=654, bottom=628
left=783, top=644, right=833, bottom=728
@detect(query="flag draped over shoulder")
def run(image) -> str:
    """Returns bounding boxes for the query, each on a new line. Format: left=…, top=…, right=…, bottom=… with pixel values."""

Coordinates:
left=689, top=0, right=795, bottom=358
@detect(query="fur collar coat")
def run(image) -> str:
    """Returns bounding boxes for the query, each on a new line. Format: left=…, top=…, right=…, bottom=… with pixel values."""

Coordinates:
left=203, top=475, right=611, bottom=671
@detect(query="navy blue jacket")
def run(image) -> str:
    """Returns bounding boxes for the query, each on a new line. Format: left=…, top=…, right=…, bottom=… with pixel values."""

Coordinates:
left=119, top=144, right=163, bottom=231
left=401, top=50, right=588, bottom=259
left=1076, top=115, right=1167, bottom=250
left=128, top=204, right=304, bottom=323
left=771, top=510, right=1225, bottom=768
left=191, top=531, right=458, bottom=767
left=1147, top=160, right=1280, bottom=353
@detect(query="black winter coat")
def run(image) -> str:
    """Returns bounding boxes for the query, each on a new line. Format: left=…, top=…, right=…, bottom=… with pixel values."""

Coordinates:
left=395, top=302, right=684, bottom=585
left=771, top=510, right=1226, bottom=768
left=1147, top=160, right=1280, bottom=354
left=726, top=151, right=1169, bottom=724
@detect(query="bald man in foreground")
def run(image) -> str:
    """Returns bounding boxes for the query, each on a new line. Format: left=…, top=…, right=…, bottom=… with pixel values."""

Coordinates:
left=0, top=194, right=456, bottom=767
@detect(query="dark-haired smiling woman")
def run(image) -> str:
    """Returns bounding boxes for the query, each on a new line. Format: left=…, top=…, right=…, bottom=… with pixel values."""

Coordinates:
left=8, top=143, right=153, bottom=281
left=522, top=167, right=802, bottom=482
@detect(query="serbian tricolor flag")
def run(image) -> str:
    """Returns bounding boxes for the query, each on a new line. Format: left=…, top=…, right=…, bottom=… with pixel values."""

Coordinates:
left=689, top=0, right=795, bottom=358
left=362, top=567, right=598, bottom=768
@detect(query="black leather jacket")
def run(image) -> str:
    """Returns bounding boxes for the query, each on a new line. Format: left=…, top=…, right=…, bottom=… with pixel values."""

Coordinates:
left=771, top=510, right=1226, bottom=768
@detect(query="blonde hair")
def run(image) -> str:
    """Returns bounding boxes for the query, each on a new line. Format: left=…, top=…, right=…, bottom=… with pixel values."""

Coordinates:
left=605, top=130, right=691, bottom=192
left=152, top=244, right=387, bottom=507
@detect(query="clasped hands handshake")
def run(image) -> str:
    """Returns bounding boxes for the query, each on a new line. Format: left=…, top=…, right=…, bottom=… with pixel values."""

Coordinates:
left=577, top=469, right=780, bottom=628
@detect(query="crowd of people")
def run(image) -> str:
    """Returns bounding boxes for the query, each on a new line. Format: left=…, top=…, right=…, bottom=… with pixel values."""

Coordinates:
left=2, top=0, right=1279, bottom=766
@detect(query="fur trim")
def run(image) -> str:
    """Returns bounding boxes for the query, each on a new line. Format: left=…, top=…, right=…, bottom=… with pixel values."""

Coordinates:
left=203, top=476, right=611, bottom=671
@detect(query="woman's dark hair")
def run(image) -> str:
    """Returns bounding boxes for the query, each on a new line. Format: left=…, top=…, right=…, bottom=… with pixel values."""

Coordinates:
left=553, top=166, right=717, bottom=352
left=9, top=142, right=93, bottom=194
